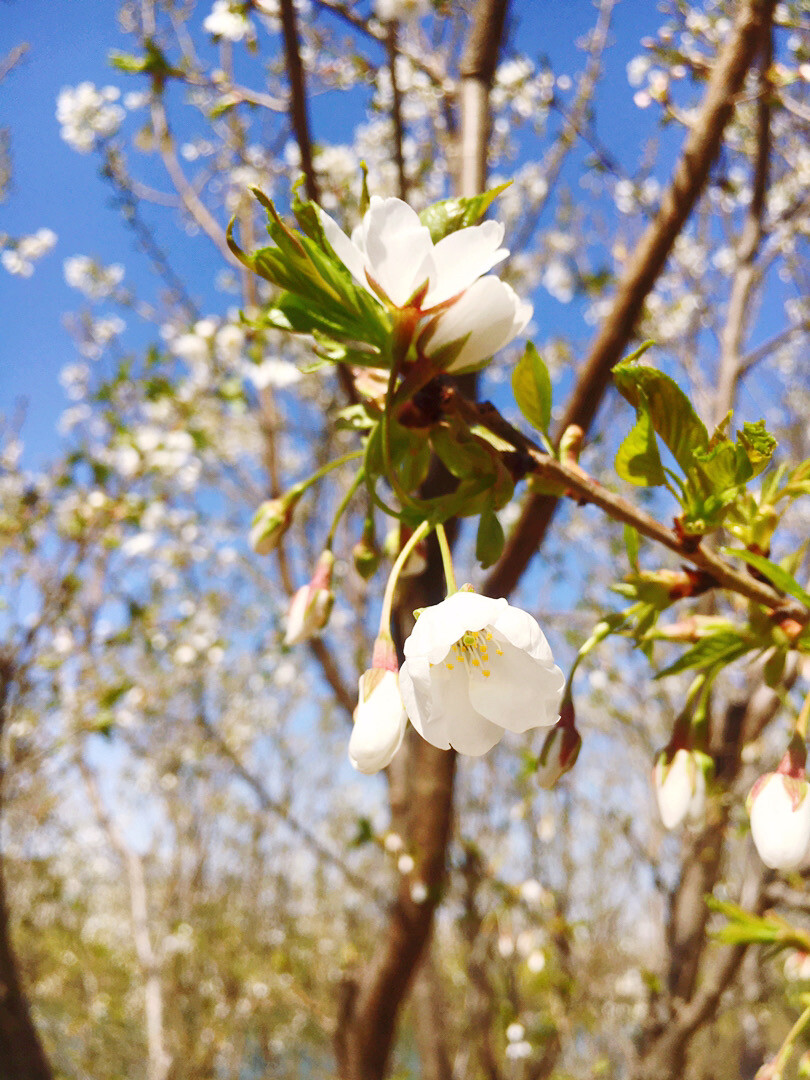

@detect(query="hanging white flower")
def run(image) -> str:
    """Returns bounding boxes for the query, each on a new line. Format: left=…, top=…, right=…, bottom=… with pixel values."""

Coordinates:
left=349, top=668, right=407, bottom=774
left=652, top=747, right=708, bottom=830
left=748, top=771, right=810, bottom=870
left=398, top=589, right=563, bottom=756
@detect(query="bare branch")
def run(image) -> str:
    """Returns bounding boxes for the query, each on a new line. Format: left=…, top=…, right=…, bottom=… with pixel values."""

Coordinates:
left=279, top=0, right=320, bottom=204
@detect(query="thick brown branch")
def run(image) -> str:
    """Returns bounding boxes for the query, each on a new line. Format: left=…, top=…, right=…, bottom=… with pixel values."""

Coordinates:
left=484, top=0, right=777, bottom=600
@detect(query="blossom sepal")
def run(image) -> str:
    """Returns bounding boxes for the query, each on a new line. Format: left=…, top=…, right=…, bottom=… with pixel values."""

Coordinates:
left=229, top=189, right=392, bottom=365
left=283, top=550, right=335, bottom=646
left=534, top=698, right=582, bottom=789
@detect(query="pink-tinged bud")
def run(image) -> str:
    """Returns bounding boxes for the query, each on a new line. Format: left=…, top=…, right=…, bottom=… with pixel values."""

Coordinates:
left=349, top=667, right=407, bottom=774
left=652, top=748, right=709, bottom=830
left=536, top=698, right=581, bottom=789
left=748, top=771, right=810, bottom=870
left=249, top=491, right=299, bottom=555
left=283, top=551, right=335, bottom=646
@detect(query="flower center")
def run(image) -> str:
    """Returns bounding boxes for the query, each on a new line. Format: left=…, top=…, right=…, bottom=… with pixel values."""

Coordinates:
left=443, top=628, right=503, bottom=678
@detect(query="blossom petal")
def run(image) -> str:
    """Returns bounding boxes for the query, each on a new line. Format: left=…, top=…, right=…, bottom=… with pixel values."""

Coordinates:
left=468, top=632, right=563, bottom=733
left=491, top=603, right=555, bottom=663
left=400, top=656, right=503, bottom=755
left=426, top=220, right=507, bottom=306
left=750, top=774, right=810, bottom=870
left=427, top=277, right=532, bottom=373
left=403, top=591, right=507, bottom=666
left=318, top=208, right=370, bottom=290
left=359, top=197, right=434, bottom=306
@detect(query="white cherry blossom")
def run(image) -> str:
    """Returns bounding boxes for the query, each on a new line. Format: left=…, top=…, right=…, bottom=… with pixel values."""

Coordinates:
left=319, top=195, right=508, bottom=309
left=653, top=747, right=707, bottom=830
left=348, top=669, right=407, bottom=774
left=398, top=590, right=563, bottom=756
left=748, top=771, right=810, bottom=870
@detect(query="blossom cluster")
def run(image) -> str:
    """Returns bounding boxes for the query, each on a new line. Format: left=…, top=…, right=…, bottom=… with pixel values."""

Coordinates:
left=63, top=256, right=125, bottom=300
left=1, top=228, right=57, bottom=277
left=347, top=590, right=563, bottom=773
left=56, top=82, right=125, bottom=152
left=320, top=196, right=532, bottom=374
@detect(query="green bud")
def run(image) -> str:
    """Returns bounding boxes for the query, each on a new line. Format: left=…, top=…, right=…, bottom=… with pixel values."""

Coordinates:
left=249, top=492, right=299, bottom=555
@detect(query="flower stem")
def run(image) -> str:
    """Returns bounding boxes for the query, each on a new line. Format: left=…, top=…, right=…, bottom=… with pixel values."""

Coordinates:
left=298, top=450, right=365, bottom=497
left=325, top=469, right=365, bottom=551
left=796, top=690, right=810, bottom=742
left=435, top=523, right=456, bottom=595
left=769, top=1001, right=810, bottom=1079
left=379, top=519, right=432, bottom=633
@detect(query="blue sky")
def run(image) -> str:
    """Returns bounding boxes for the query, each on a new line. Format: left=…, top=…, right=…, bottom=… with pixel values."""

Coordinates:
left=1, top=0, right=680, bottom=470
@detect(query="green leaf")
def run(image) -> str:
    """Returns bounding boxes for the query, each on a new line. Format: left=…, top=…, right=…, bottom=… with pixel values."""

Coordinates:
left=737, top=420, right=777, bottom=477
left=615, top=408, right=666, bottom=487
left=613, top=362, right=709, bottom=474
left=512, top=342, right=552, bottom=435
left=624, top=524, right=640, bottom=571
left=721, top=548, right=810, bottom=607
left=419, top=183, right=511, bottom=243
left=655, top=630, right=751, bottom=679
left=476, top=508, right=505, bottom=569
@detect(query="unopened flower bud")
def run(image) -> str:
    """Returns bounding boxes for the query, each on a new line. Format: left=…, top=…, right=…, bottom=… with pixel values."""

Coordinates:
left=748, top=755, right=810, bottom=870
left=349, top=635, right=406, bottom=774
left=249, top=491, right=299, bottom=555
left=283, top=550, right=335, bottom=646
left=652, top=747, right=710, bottom=830
left=352, top=536, right=380, bottom=581
left=536, top=698, right=581, bottom=789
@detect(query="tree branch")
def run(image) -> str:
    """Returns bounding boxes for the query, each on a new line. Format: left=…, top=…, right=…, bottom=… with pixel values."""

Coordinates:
left=484, top=0, right=778, bottom=600
left=279, top=0, right=320, bottom=204
left=449, top=389, right=807, bottom=621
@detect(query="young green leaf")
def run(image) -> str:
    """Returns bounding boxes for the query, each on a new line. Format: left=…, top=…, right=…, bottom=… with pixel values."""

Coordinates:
left=655, top=629, right=752, bottom=679
left=613, top=363, right=709, bottom=474
left=721, top=548, right=810, bottom=608
left=615, top=408, right=666, bottom=487
left=419, top=183, right=511, bottom=243
left=512, top=342, right=552, bottom=435
left=476, top=508, right=505, bottom=569
left=624, top=524, right=640, bottom=571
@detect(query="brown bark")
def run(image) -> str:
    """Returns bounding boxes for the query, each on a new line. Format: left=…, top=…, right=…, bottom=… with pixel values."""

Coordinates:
left=484, top=0, right=778, bottom=601
left=0, top=652, right=54, bottom=1080
left=335, top=6, right=510, bottom=1076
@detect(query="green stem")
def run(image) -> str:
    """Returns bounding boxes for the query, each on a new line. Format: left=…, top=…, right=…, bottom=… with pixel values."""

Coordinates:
left=379, top=519, right=432, bottom=633
left=297, top=450, right=365, bottom=498
left=435, top=523, right=456, bottom=595
left=796, top=690, right=810, bottom=742
left=770, top=1002, right=810, bottom=1079
left=325, top=469, right=365, bottom=550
